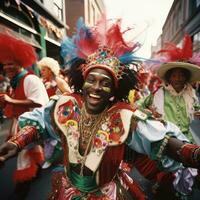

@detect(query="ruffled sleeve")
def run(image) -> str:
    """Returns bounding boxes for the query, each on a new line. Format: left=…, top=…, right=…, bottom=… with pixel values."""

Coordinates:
left=127, top=119, right=189, bottom=171
left=18, top=99, right=60, bottom=141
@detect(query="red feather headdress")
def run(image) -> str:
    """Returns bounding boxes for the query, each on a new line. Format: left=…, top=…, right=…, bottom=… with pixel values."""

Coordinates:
left=0, top=33, right=37, bottom=67
left=157, top=34, right=200, bottom=66
left=157, top=34, right=193, bottom=62
left=61, top=15, right=140, bottom=87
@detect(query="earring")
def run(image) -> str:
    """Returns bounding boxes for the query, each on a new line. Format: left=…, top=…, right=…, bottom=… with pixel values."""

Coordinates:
left=109, top=96, right=115, bottom=101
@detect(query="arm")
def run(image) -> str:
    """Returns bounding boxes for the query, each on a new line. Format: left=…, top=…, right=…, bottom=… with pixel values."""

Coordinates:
left=55, top=76, right=71, bottom=93
left=0, top=99, right=59, bottom=164
left=193, top=101, right=200, bottom=119
left=0, top=126, right=38, bottom=162
left=166, top=137, right=200, bottom=168
left=0, top=94, right=41, bottom=107
left=0, top=74, right=49, bottom=108
left=127, top=117, right=200, bottom=171
left=194, top=111, right=200, bottom=119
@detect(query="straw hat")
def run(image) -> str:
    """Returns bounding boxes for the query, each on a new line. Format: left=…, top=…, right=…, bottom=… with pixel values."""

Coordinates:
left=157, top=61, right=200, bottom=83
left=155, top=34, right=200, bottom=83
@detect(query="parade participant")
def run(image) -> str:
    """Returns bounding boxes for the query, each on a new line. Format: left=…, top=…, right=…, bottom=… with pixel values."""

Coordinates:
left=38, top=57, right=71, bottom=97
left=37, top=57, right=71, bottom=169
left=0, top=33, right=49, bottom=199
left=138, top=34, right=200, bottom=143
left=0, top=64, right=10, bottom=124
left=137, top=34, right=200, bottom=198
left=1, top=18, right=200, bottom=200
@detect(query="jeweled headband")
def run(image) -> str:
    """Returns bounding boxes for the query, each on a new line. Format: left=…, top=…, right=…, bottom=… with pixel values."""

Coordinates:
left=81, top=47, right=125, bottom=87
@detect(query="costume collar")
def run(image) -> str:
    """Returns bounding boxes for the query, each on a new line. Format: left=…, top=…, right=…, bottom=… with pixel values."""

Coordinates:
left=10, top=69, right=28, bottom=89
left=164, top=83, right=191, bottom=97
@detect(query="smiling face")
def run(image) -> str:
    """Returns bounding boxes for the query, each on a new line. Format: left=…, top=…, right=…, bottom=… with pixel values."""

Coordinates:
left=3, top=63, right=22, bottom=79
left=168, top=68, right=188, bottom=93
left=83, top=68, right=115, bottom=114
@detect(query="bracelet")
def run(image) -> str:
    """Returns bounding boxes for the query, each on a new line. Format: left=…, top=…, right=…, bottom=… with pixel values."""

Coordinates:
left=8, top=126, right=38, bottom=150
left=7, top=141, right=20, bottom=150
left=156, top=135, right=170, bottom=160
left=193, top=147, right=200, bottom=164
left=177, top=143, right=200, bottom=167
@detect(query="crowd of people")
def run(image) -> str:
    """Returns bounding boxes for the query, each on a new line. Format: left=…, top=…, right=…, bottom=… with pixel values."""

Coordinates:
left=0, top=15, right=200, bottom=200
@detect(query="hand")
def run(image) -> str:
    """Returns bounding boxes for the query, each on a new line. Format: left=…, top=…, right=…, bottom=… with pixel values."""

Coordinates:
left=148, top=106, right=162, bottom=118
left=0, top=142, right=18, bottom=164
left=0, top=94, right=12, bottom=105
left=144, top=106, right=166, bottom=125
left=194, top=111, right=200, bottom=119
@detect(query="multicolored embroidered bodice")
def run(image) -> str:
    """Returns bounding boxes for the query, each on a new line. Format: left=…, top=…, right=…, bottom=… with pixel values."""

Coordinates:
left=54, top=94, right=134, bottom=173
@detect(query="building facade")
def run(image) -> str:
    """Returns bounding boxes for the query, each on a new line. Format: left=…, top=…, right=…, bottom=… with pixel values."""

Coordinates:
left=65, top=0, right=105, bottom=36
left=0, top=0, right=105, bottom=68
left=0, top=0, right=67, bottom=64
left=152, top=0, right=200, bottom=57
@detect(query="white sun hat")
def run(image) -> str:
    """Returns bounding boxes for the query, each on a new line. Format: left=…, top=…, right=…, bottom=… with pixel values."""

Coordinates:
left=37, top=57, right=60, bottom=76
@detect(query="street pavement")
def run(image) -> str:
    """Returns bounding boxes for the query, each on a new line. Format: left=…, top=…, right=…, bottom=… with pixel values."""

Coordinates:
left=0, top=119, right=52, bottom=200
left=0, top=118, right=12, bottom=145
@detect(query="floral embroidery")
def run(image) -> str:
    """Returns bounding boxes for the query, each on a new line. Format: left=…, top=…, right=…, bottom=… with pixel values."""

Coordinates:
left=57, top=100, right=80, bottom=124
left=93, top=130, right=109, bottom=156
left=93, top=137, right=103, bottom=148
left=65, top=120, right=78, bottom=129
left=108, top=112, right=124, bottom=143
left=94, top=130, right=109, bottom=148
left=55, top=97, right=128, bottom=167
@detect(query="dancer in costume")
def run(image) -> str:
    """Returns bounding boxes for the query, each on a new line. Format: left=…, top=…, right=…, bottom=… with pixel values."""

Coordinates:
left=1, top=18, right=200, bottom=200
left=136, top=34, right=200, bottom=199
left=137, top=34, right=200, bottom=143
left=0, top=33, right=49, bottom=199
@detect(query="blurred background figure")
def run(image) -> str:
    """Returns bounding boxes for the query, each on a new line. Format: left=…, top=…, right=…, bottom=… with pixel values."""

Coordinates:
left=0, top=33, right=49, bottom=200
left=37, top=57, right=71, bottom=98
left=137, top=34, right=200, bottom=199
left=37, top=57, right=72, bottom=169
left=0, top=64, right=10, bottom=124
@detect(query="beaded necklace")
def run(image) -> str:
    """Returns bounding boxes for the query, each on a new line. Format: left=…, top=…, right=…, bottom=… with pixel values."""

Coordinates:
left=78, top=104, right=108, bottom=175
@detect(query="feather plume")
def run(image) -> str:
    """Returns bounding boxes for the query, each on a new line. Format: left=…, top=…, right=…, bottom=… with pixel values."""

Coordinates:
left=157, top=34, right=193, bottom=62
left=106, top=20, right=137, bottom=56
left=182, top=34, right=193, bottom=59
left=157, top=42, right=182, bottom=61
left=190, top=53, right=200, bottom=66
left=93, top=13, right=108, bottom=46
left=75, top=17, right=98, bottom=58
left=60, top=36, right=77, bottom=62
left=60, top=15, right=142, bottom=68
left=0, top=33, right=37, bottom=67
